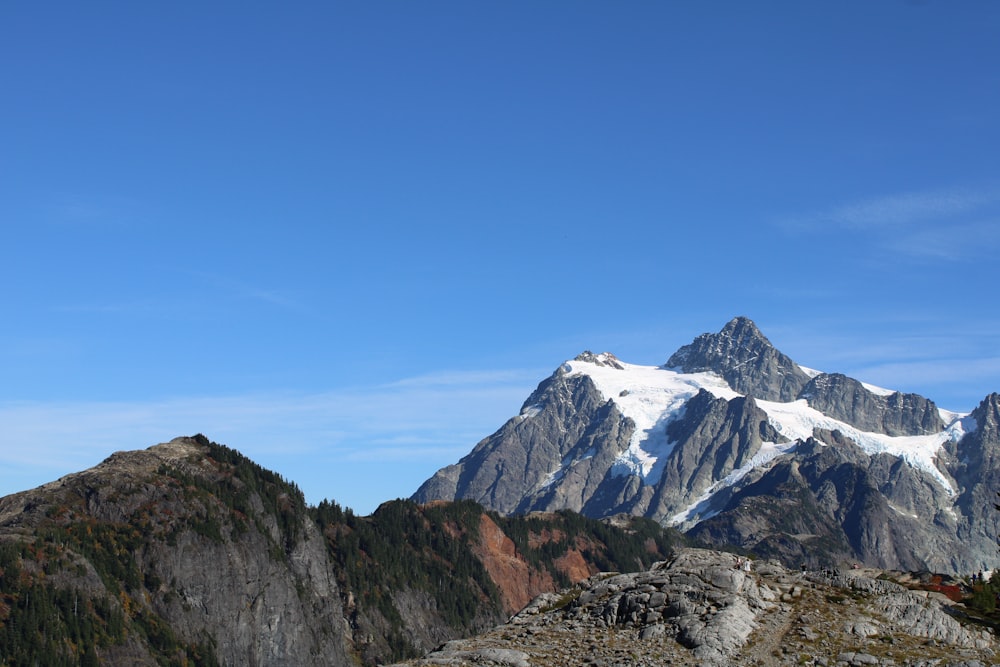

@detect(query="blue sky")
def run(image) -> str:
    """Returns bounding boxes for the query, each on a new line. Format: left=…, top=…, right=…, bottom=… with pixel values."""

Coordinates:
left=3, top=2, right=999, bottom=514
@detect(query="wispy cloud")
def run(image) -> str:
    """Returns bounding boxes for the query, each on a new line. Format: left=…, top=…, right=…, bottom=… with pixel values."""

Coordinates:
left=776, top=184, right=1000, bottom=262
left=822, top=188, right=997, bottom=230
left=43, top=193, right=150, bottom=229
left=385, top=368, right=546, bottom=389
left=0, top=368, right=539, bottom=511
left=882, top=220, right=1000, bottom=261
left=182, top=268, right=305, bottom=312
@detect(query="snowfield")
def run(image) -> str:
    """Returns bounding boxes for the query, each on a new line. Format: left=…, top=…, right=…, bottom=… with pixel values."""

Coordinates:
left=558, top=354, right=971, bottom=521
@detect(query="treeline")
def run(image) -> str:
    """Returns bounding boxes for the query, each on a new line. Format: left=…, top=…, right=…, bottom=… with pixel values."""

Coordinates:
left=967, top=572, right=1000, bottom=616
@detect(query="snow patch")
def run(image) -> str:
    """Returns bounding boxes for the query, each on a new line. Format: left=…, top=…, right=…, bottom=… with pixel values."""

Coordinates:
left=939, top=408, right=976, bottom=436
left=888, top=503, right=919, bottom=519
left=755, top=398, right=959, bottom=495
left=520, top=404, right=543, bottom=419
left=539, top=447, right=597, bottom=490
left=860, top=381, right=896, bottom=397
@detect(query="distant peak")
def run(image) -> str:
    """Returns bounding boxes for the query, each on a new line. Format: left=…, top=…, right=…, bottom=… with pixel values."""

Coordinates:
left=666, top=317, right=809, bottom=402
left=720, top=316, right=767, bottom=344
left=573, top=351, right=625, bottom=370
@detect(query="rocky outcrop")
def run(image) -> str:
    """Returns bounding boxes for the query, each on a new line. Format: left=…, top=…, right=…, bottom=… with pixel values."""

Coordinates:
left=391, top=549, right=996, bottom=667
left=942, top=393, right=1000, bottom=571
left=801, top=373, right=945, bottom=436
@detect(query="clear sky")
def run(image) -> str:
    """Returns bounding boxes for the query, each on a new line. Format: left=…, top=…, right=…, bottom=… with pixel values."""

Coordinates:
left=3, top=2, right=999, bottom=515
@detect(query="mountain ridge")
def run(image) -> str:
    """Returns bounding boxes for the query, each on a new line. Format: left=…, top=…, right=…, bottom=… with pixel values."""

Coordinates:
left=413, top=317, right=999, bottom=575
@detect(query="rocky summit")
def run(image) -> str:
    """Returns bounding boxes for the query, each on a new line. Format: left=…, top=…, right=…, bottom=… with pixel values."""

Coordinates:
left=413, top=317, right=1000, bottom=576
left=390, top=548, right=996, bottom=667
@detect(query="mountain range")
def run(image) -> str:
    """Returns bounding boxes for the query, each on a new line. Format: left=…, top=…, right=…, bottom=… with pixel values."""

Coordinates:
left=3, top=316, right=1000, bottom=666
left=413, top=316, right=1000, bottom=575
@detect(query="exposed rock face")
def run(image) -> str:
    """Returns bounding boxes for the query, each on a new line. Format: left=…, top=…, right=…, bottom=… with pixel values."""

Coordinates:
left=942, top=393, right=1000, bottom=568
left=414, top=368, right=789, bottom=531
left=413, top=317, right=1000, bottom=576
left=666, top=316, right=812, bottom=402
left=413, top=371, right=634, bottom=515
left=390, top=549, right=996, bottom=667
left=467, top=512, right=560, bottom=615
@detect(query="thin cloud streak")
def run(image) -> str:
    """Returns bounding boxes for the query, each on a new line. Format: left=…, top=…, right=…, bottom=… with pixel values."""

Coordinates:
left=775, top=187, right=1000, bottom=271
left=883, top=220, right=1000, bottom=261
left=826, top=188, right=997, bottom=230
left=43, top=193, right=150, bottom=229
left=0, top=369, right=537, bottom=499
left=384, top=368, right=548, bottom=389
left=181, top=268, right=307, bottom=312
left=775, top=185, right=1000, bottom=262
left=343, top=445, right=472, bottom=462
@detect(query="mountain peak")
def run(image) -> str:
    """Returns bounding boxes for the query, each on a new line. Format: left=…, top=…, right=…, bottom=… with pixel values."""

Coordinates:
left=666, top=317, right=810, bottom=402
left=720, top=315, right=765, bottom=341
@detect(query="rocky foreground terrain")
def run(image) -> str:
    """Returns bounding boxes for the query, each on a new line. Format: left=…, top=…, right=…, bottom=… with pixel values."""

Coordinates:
left=391, top=549, right=996, bottom=667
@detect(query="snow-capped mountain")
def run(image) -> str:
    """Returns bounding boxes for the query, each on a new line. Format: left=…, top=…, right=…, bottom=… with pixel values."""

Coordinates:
left=413, top=317, right=1000, bottom=574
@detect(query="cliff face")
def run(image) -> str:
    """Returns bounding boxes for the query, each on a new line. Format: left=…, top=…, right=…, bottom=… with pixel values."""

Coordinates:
left=0, top=436, right=684, bottom=666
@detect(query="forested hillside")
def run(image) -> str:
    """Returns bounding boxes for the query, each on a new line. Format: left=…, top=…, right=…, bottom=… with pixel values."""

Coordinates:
left=0, top=435, right=685, bottom=666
